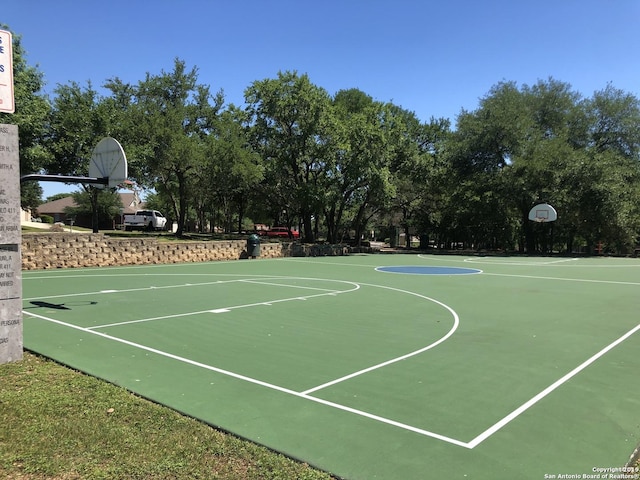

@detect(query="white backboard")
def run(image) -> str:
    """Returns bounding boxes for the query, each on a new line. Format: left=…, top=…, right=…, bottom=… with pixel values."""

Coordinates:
left=89, top=137, right=128, bottom=188
left=528, top=203, right=557, bottom=222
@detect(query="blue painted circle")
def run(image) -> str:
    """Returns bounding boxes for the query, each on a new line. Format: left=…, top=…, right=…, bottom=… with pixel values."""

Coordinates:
left=376, top=266, right=482, bottom=275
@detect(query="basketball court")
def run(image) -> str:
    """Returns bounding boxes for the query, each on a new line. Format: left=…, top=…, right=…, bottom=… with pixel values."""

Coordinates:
left=21, top=253, right=640, bottom=480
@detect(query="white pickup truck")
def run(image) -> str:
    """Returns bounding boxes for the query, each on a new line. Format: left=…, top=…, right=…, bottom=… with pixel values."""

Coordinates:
left=123, top=210, right=167, bottom=231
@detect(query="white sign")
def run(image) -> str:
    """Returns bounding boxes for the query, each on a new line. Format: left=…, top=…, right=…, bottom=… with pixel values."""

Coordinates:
left=0, top=30, right=15, bottom=114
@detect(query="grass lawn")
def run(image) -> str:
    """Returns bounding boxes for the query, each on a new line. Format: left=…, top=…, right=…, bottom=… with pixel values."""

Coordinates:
left=0, top=352, right=336, bottom=480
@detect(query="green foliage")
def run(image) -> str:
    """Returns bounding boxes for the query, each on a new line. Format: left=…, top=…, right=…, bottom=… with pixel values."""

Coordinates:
left=127, top=58, right=224, bottom=237
left=587, top=83, right=640, bottom=157
left=6, top=21, right=640, bottom=253
left=44, top=192, right=73, bottom=203
left=197, top=106, right=263, bottom=233
left=246, top=71, right=333, bottom=241
left=46, top=82, right=106, bottom=177
left=444, top=77, right=640, bottom=253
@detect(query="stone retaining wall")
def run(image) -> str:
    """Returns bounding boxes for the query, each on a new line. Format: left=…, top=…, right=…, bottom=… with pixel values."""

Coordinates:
left=20, top=233, right=285, bottom=270
left=20, top=233, right=353, bottom=270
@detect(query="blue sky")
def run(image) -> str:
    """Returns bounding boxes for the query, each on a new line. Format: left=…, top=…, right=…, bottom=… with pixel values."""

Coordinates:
left=4, top=0, right=640, bottom=198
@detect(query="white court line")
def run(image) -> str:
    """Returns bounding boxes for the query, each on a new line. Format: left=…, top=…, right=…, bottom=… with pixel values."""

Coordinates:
left=22, top=276, right=330, bottom=303
left=464, top=257, right=580, bottom=266
left=22, top=304, right=640, bottom=449
left=26, top=274, right=458, bottom=387
left=22, top=310, right=469, bottom=448
left=89, top=281, right=359, bottom=330
left=302, top=282, right=460, bottom=395
left=22, top=278, right=254, bottom=302
left=418, top=255, right=640, bottom=268
left=50, top=277, right=460, bottom=396
left=238, top=279, right=346, bottom=293
left=481, top=272, right=640, bottom=286
left=467, top=322, right=640, bottom=448
left=532, top=258, right=579, bottom=265
left=89, top=309, right=229, bottom=329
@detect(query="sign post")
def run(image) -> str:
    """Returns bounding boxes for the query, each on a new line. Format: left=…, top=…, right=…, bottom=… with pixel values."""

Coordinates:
left=0, top=28, right=20, bottom=364
left=0, top=124, right=21, bottom=363
left=0, top=29, right=15, bottom=114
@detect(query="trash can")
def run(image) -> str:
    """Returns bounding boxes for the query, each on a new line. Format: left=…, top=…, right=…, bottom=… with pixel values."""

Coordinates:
left=247, top=234, right=261, bottom=258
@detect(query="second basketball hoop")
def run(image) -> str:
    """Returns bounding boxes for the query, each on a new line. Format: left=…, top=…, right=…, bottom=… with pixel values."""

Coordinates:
left=528, top=203, right=557, bottom=223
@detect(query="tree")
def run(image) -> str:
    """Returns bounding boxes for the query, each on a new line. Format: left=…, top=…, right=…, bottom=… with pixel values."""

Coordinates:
left=46, top=82, right=105, bottom=176
left=246, top=71, right=332, bottom=242
left=326, top=94, right=415, bottom=245
left=387, top=110, right=451, bottom=248
left=506, top=79, right=584, bottom=252
left=64, top=188, right=123, bottom=230
left=323, top=88, right=382, bottom=243
left=200, top=107, right=263, bottom=233
left=565, top=85, right=640, bottom=252
left=448, top=79, right=584, bottom=251
left=586, top=84, right=640, bottom=158
left=0, top=26, right=51, bottom=211
left=130, top=59, right=223, bottom=237
left=443, top=78, right=640, bottom=254
left=307, top=89, right=430, bottom=245
left=46, top=81, right=118, bottom=232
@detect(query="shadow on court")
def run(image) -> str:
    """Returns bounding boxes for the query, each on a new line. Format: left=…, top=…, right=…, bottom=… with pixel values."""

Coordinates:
left=27, top=300, right=98, bottom=310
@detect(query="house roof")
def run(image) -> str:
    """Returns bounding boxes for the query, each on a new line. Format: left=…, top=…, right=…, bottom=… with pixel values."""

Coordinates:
left=36, top=196, right=76, bottom=215
left=37, top=192, right=146, bottom=216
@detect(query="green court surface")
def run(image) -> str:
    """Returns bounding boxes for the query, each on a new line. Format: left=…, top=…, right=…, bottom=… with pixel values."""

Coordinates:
left=22, top=254, right=640, bottom=480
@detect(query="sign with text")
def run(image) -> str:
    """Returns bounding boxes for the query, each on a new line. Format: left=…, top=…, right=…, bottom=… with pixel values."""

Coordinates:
left=0, top=30, right=15, bottom=114
left=0, top=125, right=20, bottom=243
left=0, top=124, right=21, bottom=363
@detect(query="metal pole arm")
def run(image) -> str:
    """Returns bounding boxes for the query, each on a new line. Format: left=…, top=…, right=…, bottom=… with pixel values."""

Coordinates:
left=20, top=174, right=108, bottom=185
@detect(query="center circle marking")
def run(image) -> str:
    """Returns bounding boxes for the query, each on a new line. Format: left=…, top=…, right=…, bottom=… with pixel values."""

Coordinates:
left=375, top=266, right=482, bottom=275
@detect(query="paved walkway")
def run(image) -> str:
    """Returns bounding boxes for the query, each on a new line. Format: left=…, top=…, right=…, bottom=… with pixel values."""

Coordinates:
left=21, top=221, right=87, bottom=233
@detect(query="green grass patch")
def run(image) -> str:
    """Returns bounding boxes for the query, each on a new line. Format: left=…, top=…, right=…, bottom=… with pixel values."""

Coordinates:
left=0, top=352, right=335, bottom=480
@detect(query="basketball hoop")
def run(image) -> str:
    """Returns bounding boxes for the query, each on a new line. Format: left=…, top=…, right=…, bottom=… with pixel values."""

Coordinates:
left=528, top=203, right=557, bottom=223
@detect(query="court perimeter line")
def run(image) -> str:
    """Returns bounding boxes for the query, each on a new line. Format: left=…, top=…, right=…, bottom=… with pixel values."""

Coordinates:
left=481, top=272, right=640, bottom=286
left=88, top=281, right=360, bottom=330
left=23, top=310, right=470, bottom=448
left=22, top=276, right=358, bottom=303
left=464, top=257, right=579, bottom=266
left=238, top=279, right=348, bottom=292
left=419, top=255, right=640, bottom=268
left=467, top=322, right=640, bottom=448
left=22, top=278, right=263, bottom=302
